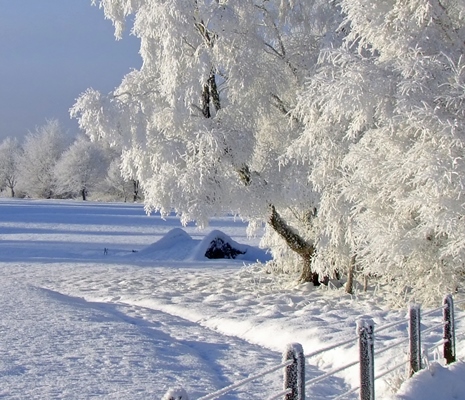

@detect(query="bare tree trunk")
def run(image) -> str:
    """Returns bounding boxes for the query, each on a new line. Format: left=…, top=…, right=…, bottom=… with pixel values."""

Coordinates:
left=238, top=166, right=320, bottom=285
left=300, top=254, right=321, bottom=285
left=346, top=255, right=356, bottom=294
left=201, top=70, right=221, bottom=119
left=133, top=180, right=139, bottom=202
left=81, top=188, right=86, bottom=201
left=201, top=82, right=211, bottom=118
left=208, top=73, right=221, bottom=112
left=268, top=205, right=320, bottom=284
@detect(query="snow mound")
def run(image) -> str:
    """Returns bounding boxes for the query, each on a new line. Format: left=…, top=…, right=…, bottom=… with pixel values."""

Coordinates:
left=134, top=228, right=197, bottom=261
left=190, top=229, right=271, bottom=263
left=391, top=361, right=465, bottom=400
left=134, top=228, right=271, bottom=263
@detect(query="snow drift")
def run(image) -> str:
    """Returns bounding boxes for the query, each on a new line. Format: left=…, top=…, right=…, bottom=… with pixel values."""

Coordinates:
left=133, top=228, right=271, bottom=263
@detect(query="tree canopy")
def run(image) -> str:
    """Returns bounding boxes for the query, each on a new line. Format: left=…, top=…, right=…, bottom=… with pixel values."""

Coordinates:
left=72, top=0, right=465, bottom=302
left=17, top=119, right=71, bottom=199
left=292, top=0, right=465, bottom=300
left=54, top=136, right=109, bottom=200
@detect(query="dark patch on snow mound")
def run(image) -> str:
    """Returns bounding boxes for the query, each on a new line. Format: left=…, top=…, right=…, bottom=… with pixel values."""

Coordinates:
left=204, top=237, right=246, bottom=259
left=191, top=230, right=248, bottom=261
left=190, top=229, right=271, bottom=263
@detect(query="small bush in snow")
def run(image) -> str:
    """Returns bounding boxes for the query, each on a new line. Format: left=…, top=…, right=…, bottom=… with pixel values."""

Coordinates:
left=162, top=387, right=189, bottom=400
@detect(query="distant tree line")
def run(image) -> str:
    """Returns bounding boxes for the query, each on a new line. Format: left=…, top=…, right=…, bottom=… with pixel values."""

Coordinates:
left=0, top=119, right=140, bottom=202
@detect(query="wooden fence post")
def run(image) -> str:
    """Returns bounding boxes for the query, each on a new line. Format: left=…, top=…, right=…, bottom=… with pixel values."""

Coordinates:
left=409, top=304, right=422, bottom=376
left=443, top=294, right=456, bottom=365
left=357, top=319, right=375, bottom=400
left=283, top=343, right=305, bottom=400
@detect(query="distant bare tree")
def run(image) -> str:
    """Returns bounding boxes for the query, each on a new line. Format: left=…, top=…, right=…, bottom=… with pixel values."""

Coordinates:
left=0, top=137, right=22, bottom=197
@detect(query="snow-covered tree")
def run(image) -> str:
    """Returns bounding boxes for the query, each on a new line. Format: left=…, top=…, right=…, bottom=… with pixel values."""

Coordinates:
left=293, top=0, right=465, bottom=300
left=17, top=119, right=71, bottom=199
left=54, top=136, right=109, bottom=200
left=72, top=0, right=343, bottom=283
left=102, top=158, right=137, bottom=202
left=93, top=134, right=142, bottom=202
left=71, top=0, right=465, bottom=299
left=0, top=137, right=22, bottom=197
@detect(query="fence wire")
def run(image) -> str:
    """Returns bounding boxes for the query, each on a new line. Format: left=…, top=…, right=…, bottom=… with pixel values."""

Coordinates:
left=197, top=359, right=293, bottom=400
left=304, top=335, right=358, bottom=359
left=305, top=359, right=359, bottom=387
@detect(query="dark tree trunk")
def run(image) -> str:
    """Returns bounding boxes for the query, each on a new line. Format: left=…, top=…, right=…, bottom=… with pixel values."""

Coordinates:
left=299, top=254, right=321, bottom=285
left=268, top=205, right=320, bottom=284
left=346, top=255, right=356, bottom=294
left=81, top=188, right=86, bottom=201
left=133, top=180, right=139, bottom=202
left=201, top=71, right=221, bottom=119
left=10, top=187, right=14, bottom=198
left=236, top=166, right=325, bottom=285
left=201, top=82, right=211, bottom=118
left=208, top=73, right=221, bottom=112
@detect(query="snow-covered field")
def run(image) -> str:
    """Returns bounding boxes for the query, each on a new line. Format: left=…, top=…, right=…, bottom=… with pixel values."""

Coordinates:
left=0, top=198, right=464, bottom=399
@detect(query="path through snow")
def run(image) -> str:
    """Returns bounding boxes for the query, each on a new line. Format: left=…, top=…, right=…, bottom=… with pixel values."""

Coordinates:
left=1, top=277, right=286, bottom=399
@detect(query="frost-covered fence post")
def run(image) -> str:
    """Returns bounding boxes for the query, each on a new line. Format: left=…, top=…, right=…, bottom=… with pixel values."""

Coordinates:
left=283, top=343, right=305, bottom=400
left=409, top=304, right=422, bottom=376
left=357, top=319, right=375, bottom=400
left=443, top=294, right=456, bottom=365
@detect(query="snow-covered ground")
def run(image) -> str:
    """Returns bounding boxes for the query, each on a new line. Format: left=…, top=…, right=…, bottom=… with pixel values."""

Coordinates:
left=0, top=198, right=464, bottom=399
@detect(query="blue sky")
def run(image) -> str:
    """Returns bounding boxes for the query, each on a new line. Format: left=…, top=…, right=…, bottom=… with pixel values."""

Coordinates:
left=0, top=1, right=141, bottom=139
